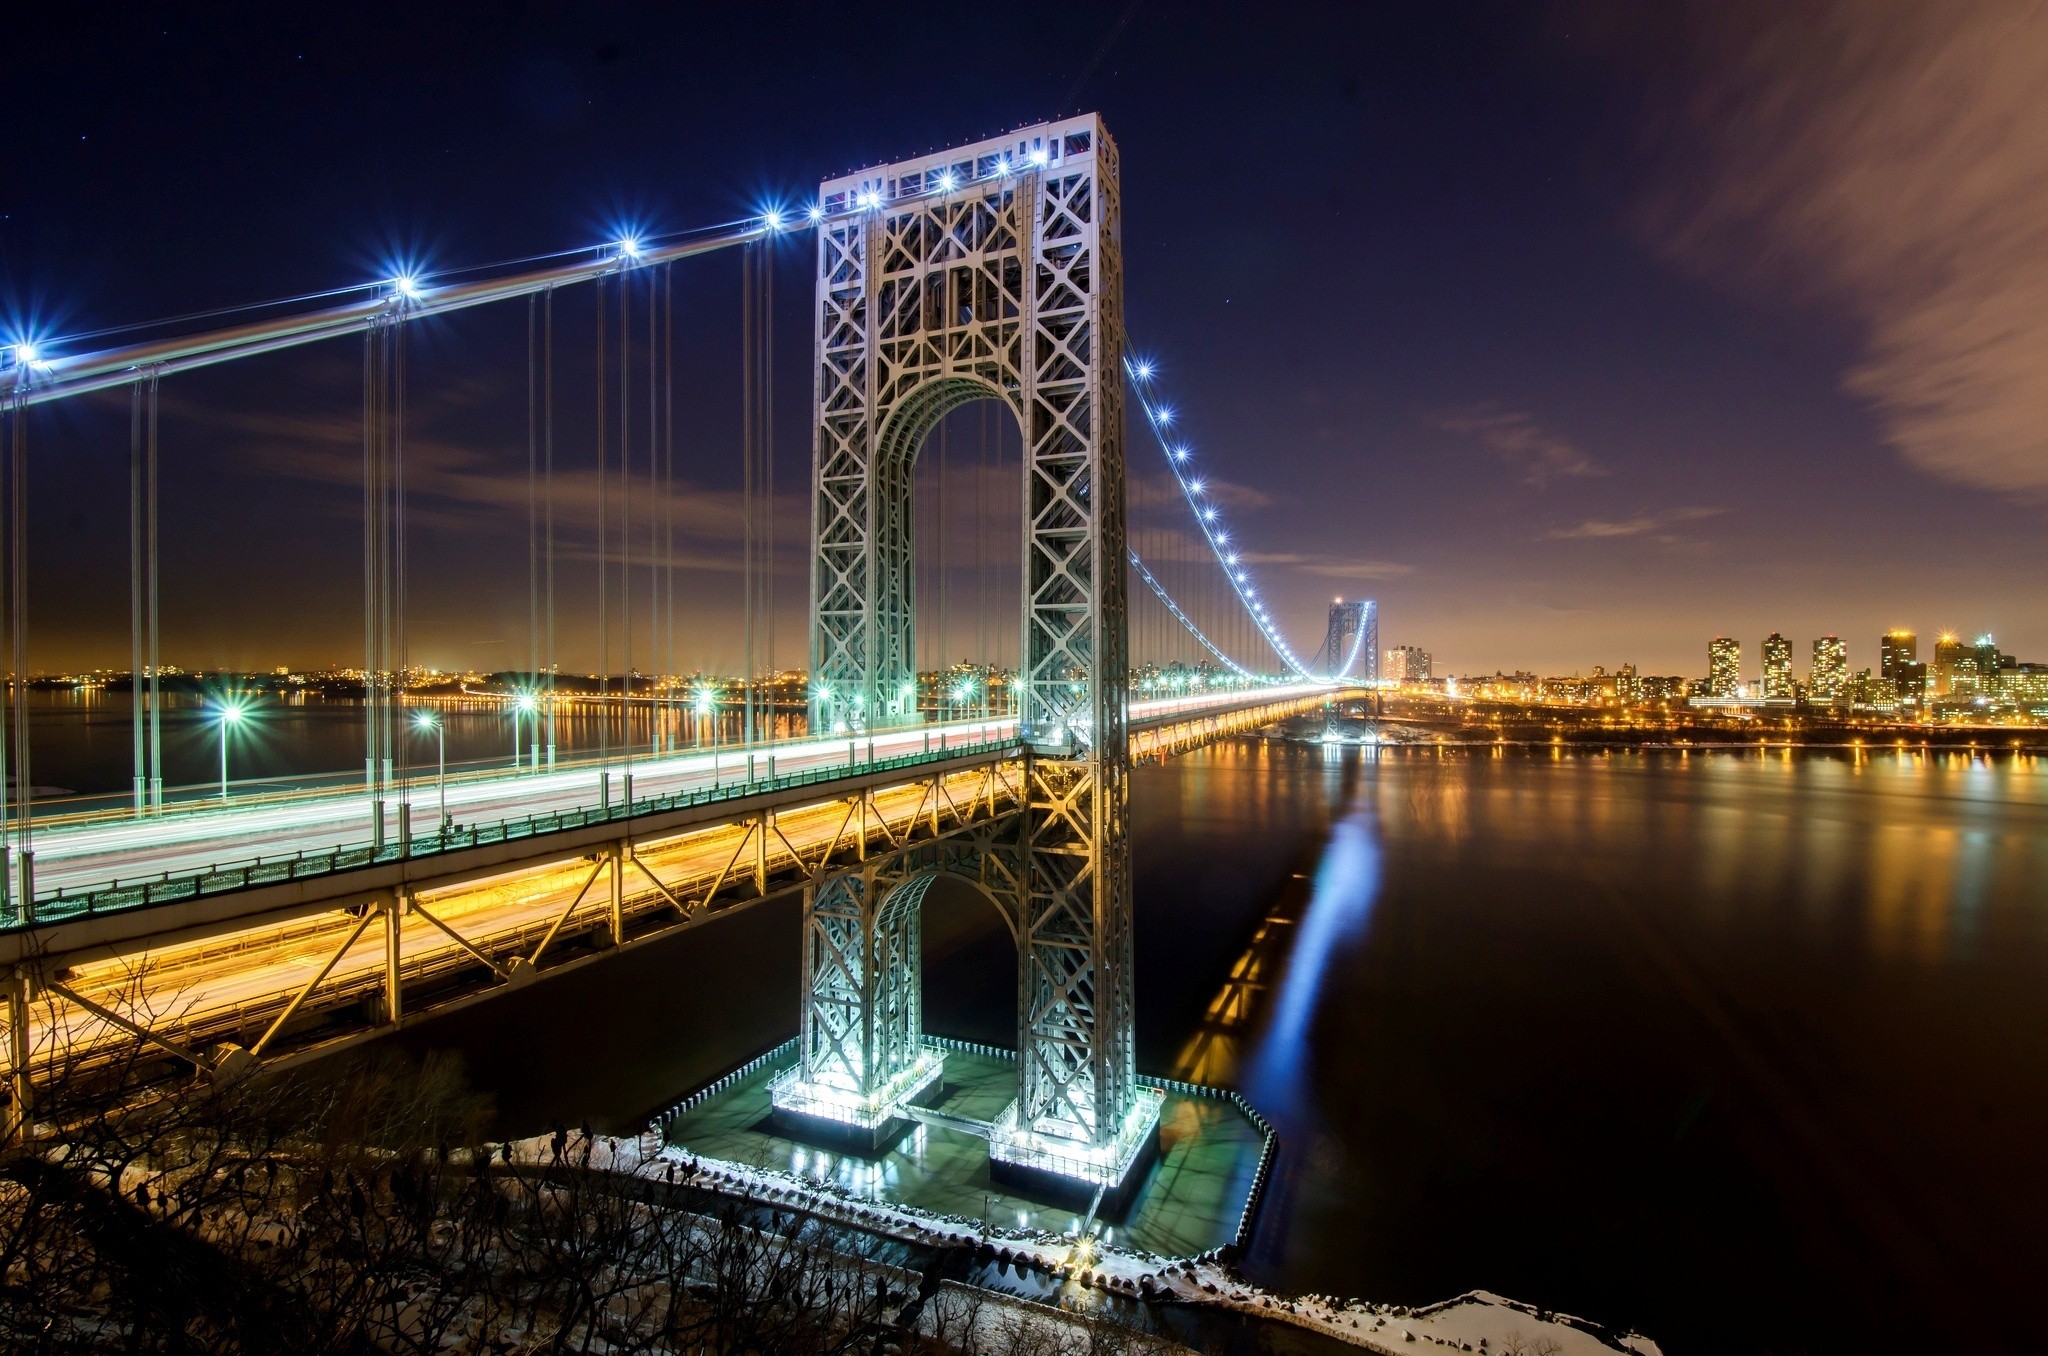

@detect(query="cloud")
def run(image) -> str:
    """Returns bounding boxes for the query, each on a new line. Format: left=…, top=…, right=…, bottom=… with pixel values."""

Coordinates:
left=1546, top=505, right=1722, bottom=542
left=1548, top=518, right=1660, bottom=540
left=1435, top=406, right=1604, bottom=487
left=166, top=391, right=809, bottom=551
left=1128, top=469, right=1277, bottom=512
left=1239, top=551, right=1414, bottom=580
left=1635, top=0, right=2048, bottom=501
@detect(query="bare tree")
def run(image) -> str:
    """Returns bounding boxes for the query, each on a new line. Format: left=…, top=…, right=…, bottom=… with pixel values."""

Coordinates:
left=5, top=987, right=1192, bottom=1355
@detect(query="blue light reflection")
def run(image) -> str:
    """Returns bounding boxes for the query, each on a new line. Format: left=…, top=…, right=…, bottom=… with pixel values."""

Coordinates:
left=1241, top=782, right=1382, bottom=1121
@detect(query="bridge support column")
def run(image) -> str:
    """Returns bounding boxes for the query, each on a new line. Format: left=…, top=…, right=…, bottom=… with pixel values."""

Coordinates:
left=382, top=890, right=404, bottom=1026
left=771, top=867, right=943, bottom=1151
left=752, top=813, right=770, bottom=895
left=608, top=843, right=625, bottom=945
left=4, top=967, right=29, bottom=1142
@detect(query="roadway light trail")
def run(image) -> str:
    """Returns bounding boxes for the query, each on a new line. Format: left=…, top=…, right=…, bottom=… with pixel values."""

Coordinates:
left=19, top=688, right=1337, bottom=906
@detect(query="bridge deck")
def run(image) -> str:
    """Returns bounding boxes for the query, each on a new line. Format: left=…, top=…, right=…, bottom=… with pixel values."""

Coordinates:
left=3, top=687, right=1351, bottom=1100
left=8, top=686, right=1334, bottom=940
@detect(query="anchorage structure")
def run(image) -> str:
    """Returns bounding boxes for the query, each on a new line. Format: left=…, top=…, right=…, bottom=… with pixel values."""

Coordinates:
left=780, top=114, right=1158, bottom=1195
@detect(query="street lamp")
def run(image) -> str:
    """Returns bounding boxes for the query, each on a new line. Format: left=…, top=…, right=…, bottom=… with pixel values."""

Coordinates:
left=693, top=683, right=717, bottom=747
left=215, top=699, right=247, bottom=800
left=512, top=692, right=538, bottom=769
left=413, top=711, right=448, bottom=833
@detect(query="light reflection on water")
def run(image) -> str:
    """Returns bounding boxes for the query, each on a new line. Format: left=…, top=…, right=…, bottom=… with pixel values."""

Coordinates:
left=1238, top=772, right=1382, bottom=1124
left=1152, top=742, right=2047, bottom=1355
left=386, top=737, right=2045, bottom=1353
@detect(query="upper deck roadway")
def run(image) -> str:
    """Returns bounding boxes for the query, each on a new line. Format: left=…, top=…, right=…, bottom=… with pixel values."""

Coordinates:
left=2, top=685, right=1354, bottom=1102
left=12, top=685, right=1331, bottom=929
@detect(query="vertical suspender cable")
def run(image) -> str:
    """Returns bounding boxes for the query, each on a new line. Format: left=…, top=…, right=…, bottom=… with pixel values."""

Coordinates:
left=3, top=391, right=24, bottom=916
left=741, top=244, right=756, bottom=748
left=146, top=375, right=161, bottom=806
left=0, top=398, right=10, bottom=921
left=761, top=243, right=775, bottom=739
left=527, top=295, right=539, bottom=761
left=647, top=261, right=657, bottom=757
left=596, top=276, right=610, bottom=784
left=129, top=383, right=145, bottom=814
left=620, top=266, right=633, bottom=782
left=363, top=327, right=380, bottom=844
left=663, top=262, right=675, bottom=751
left=937, top=385, right=948, bottom=677
left=544, top=288, right=557, bottom=768
left=977, top=393, right=987, bottom=712
left=392, top=319, right=407, bottom=798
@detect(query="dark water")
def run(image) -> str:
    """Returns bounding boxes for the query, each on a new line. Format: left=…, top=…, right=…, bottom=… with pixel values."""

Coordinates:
left=387, top=739, right=2046, bottom=1355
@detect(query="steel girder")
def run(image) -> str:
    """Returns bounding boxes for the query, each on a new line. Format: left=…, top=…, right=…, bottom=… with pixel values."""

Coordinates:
left=804, top=116, right=1134, bottom=1158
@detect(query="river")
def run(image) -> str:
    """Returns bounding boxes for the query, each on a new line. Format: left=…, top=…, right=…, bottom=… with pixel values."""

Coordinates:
left=28, top=699, right=2046, bottom=1352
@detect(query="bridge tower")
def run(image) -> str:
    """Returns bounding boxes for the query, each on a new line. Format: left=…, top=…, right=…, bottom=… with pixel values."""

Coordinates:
left=784, top=115, right=1156, bottom=1194
left=1323, top=598, right=1376, bottom=680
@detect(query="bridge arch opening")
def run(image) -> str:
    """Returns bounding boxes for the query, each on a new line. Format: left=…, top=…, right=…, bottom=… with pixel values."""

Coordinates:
left=909, top=864, right=1030, bottom=1048
left=880, top=382, right=1025, bottom=728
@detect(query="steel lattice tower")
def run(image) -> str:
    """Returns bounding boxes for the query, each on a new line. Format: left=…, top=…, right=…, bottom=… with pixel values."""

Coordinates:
left=786, top=116, right=1152, bottom=1189
left=1322, top=599, right=1377, bottom=680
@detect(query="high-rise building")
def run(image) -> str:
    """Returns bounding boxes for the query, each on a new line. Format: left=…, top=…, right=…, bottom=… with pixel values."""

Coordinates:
left=1880, top=629, right=1919, bottom=700
left=1970, top=635, right=2005, bottom=696
left=1707, top=637, right=1741, bottom=697
left=1386, top=645, right=1432, bottom=683
left=1639, top=674, right=1687, bottom=702
left=1617, top=662, right=1640, bottom=704
left=1810, top=635, right=1847, bottom=701
left=1761, top=633, right=1793, bottom=699
left=1932, top=633, right=1968, bottom=697
left=2000, top=663, right=2048, bottom=707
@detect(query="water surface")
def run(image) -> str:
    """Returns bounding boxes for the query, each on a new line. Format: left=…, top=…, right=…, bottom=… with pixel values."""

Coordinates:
left=319, top=737, right=2046, bottom=1352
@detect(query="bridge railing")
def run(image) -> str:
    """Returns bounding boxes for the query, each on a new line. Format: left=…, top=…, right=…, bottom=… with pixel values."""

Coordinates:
left=9, top=726, right=1023, bottom=934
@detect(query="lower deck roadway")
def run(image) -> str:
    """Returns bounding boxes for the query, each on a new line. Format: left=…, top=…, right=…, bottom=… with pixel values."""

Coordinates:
left=23, top=763, right=1022, bottom=1084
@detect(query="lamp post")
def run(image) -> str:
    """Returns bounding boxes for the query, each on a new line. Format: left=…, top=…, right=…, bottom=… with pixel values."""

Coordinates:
left=512, top=693, right=538, bottom=770
left=215, top=700, right=246, bottom=801
left=693, top=685, right=716, bottom=748
left=414, top=711, right=448, bottom=833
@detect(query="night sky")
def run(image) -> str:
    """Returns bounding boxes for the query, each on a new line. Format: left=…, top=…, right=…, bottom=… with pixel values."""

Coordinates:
left=6, top=2, right=2044, bottom=678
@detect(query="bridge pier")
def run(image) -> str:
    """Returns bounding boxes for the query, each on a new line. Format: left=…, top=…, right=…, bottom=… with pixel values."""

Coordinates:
left=5, top=967, right=29, bottom=1140
left=773, top=866, right=949, bottom=1151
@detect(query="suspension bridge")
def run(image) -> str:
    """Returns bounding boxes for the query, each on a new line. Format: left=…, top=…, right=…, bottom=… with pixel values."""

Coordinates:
left=1, top=116, right=1372, bottom=1195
